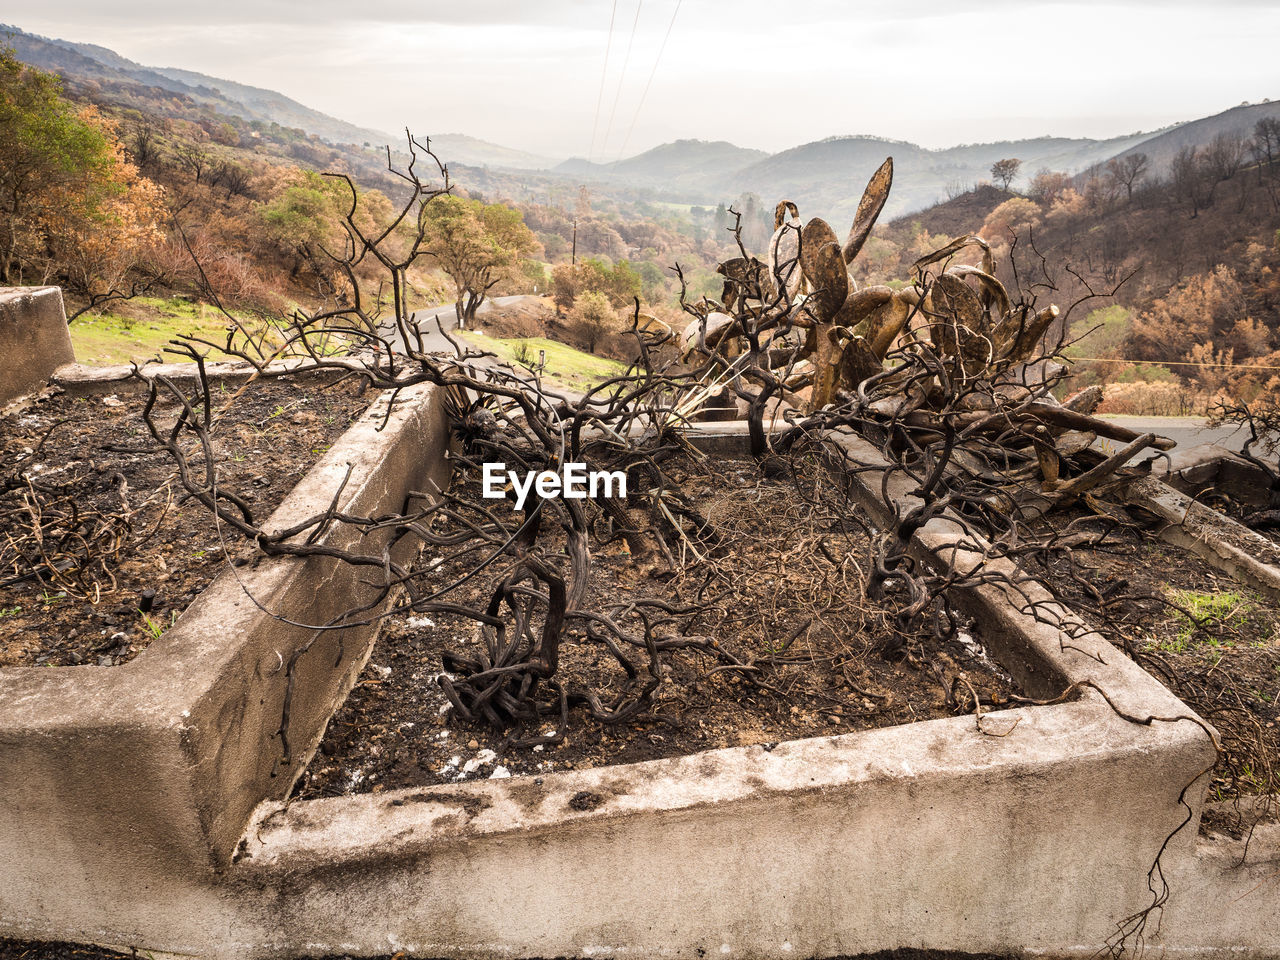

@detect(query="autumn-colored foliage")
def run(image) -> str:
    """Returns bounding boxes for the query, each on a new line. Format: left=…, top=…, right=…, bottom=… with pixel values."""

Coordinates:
left=0, top=49, right=164, bottom=311
left=422, top=195, right=540, bottom=322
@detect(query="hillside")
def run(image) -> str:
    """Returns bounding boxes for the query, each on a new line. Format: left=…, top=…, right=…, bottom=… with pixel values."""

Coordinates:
left=557, top=140, right=770, bottom=196
left=885, top=184, right=1010, bottom=237
left=2, top=25, right=394, bottom=147
left=4, top=25, right=582, bottom=177
left=727, top=131, right=1167, bottom=223
left=425, top=134, right=557, bottom=171
left=1102, top=101, right=1280, bottom=176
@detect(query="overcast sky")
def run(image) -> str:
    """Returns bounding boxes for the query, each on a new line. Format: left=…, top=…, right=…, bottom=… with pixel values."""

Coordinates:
left=13, top=1, right=1280, bottom=160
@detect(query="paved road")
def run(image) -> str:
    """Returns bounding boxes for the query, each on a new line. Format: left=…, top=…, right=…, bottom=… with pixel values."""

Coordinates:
left=378, top=295, right=528, bottom=354
left=1100, top=415, right=1252, bottom=454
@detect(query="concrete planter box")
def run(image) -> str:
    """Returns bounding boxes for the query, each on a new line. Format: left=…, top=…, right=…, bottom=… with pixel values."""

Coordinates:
left=0, top=379, right=450, bottom=928
left=1, top=405, right=1276, bottom=958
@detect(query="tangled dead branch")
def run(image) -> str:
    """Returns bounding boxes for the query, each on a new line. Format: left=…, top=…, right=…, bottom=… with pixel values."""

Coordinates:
left=0, top=415, right=170, bottom=600
left=130, top=135, right=1268, bottom=951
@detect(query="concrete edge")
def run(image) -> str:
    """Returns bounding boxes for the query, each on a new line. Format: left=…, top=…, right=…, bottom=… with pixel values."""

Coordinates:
left=50, top=357, right=345, bottom=396
left=0, top=381, right=450, bottom=885
left=1123, top=475, right=1280, bottom=604
left=0, top=287, right=75, bottom=407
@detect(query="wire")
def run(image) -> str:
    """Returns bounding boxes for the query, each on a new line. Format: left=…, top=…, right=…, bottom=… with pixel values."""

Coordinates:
left=616, top=0, right=682, bottom=161
left=1071, top=355, right=1280, bottom=372
left=600, top=0, right=644, bottom=161
left=588, top=0, right=619, bottom=163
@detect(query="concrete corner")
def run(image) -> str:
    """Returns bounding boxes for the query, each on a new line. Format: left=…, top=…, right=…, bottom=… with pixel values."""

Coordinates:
left=0, top=286, right=75, bottom=405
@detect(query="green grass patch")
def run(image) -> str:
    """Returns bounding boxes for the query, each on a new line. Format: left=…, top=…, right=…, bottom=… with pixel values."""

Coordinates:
left=1157, top=587, right=1276, bottom=652
left=68, top=296, right=238, bottom=366
left=458, top=334, right=628, bottom=392
left=69, top=296, right=388, bottom=365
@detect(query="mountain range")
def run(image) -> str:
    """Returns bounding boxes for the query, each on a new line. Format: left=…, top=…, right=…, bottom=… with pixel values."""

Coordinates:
left=6, top=23, right=1279, bottom=220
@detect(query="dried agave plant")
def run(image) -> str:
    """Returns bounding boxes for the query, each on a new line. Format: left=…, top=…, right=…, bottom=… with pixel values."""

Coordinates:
left=682, top=158, right=1070, bottom=414
left=678, top=156, right=1172, bottom=509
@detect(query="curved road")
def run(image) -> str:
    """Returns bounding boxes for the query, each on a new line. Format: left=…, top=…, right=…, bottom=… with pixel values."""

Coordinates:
left=378, top=295, right=529, bottom=354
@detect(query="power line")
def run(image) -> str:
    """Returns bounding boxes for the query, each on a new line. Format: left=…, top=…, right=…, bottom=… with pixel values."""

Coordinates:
left=616, top=0, right=682, bottom=161
left=588, top=0, right=619, bottom=163
left=600, top=0, right=644, bottom=162
left=1072, top=355, right=1280, bottom=372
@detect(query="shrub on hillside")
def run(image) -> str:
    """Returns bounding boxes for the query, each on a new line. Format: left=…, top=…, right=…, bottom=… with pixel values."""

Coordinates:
left=570, top=290, right=616, bottom=353
left=1096, top=380, right=1196, bottom=417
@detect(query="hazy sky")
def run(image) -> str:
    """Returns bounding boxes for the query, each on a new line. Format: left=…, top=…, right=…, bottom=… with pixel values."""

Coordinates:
left=13, top=1, right=1280, bottom=160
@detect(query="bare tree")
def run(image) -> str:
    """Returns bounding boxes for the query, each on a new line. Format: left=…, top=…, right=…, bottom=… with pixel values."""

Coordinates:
left=217, top=161, right=253, bottom=200
left=1106, top=152, right=1149, bottom=200
left=1251, top=117, right=1280, bottom=211
left=173, top=143, right=211, bottom=185
left=1203, top=132, right=1246, bottom=183
left=1171, top=146, right=1214, bottom=218
left=127, top=117, right=163, bottom=171
left=1252, top=117, right=1280, bottom=168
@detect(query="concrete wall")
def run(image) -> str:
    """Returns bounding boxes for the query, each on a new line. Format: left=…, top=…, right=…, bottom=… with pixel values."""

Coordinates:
left=1123, top=475, right=1280, bottom=603
left=0, top=382, right=449, bottom=924
left=51, top=356, right=347, bottom=396
left=214, top=698, right=1226, bottom=960
left=0, top=286, right=75, bottom=406
left=2, top=419, right=1276, bottom=959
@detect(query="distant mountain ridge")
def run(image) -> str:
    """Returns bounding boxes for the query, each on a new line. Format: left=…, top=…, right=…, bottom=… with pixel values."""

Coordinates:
left=726, top=130, right=1168, bottom=222
left=556, top=130, right=1172, bottom=221
left=2, top=24, right=396, bottom=146
left=5, top=23, right=1276, bottom=220
left=1100, top=101, right=1280, bottom=176
left=557, top=139, right=770, bottom=193
left=422, top=134, right=557, bottom=171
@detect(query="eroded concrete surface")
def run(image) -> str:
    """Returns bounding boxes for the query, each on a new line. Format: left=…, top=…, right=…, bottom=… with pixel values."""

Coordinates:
left=0, top=287, right=74, bottom=407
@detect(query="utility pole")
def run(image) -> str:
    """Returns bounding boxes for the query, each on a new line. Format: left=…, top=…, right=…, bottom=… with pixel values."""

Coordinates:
left=571, top=218, right=578, bottom=267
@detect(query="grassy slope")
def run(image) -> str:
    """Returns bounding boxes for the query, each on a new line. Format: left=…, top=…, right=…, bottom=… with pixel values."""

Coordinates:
left=458, top=333, right=628, bottom=392
left=68, top=297, right=238, bottom=365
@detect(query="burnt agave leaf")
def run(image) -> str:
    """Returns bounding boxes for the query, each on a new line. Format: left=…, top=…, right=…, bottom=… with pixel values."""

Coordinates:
left=679, top=311, right=738, bottom=359
left=911, top=234, right=992, bottom=281
left=926, top=274, right=991, bottom=374
left=836, top=285, right=894, bottom=334
left=768, top=210, right=804, bottom=304
left=843, top=157, right=893, bottom=265
left=944, top=264, right=1011, bottom=320
left=774, top=200, right=800, bottom=230
left=992, top=304, right=1060, bottom=362
left=716, top=256, right=767, bottom=311
left=800, top=217, right=847, bottom=323
left=837, top=334, right=885, bottom=391
left=864, top=296, right=913, bottom=360
left=808, top=324, right=845, bottom=413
